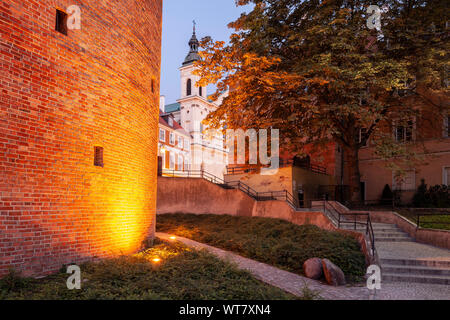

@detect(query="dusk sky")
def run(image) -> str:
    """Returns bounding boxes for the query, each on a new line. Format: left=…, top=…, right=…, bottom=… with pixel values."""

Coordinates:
left=160, top=0, right=252, bottom=105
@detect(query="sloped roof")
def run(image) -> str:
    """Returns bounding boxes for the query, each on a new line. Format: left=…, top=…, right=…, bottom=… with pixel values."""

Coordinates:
left=164, top=102, right=181, bottom=113
left=159, top=111, right=190, bottom=137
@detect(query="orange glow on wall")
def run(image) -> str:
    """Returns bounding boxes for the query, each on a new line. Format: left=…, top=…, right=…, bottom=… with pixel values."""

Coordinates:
left=0, top=0, right=162, bottom=278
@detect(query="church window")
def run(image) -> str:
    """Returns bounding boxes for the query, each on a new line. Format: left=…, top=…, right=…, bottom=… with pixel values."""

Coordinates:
left=187, top=79, right=192, bottom=96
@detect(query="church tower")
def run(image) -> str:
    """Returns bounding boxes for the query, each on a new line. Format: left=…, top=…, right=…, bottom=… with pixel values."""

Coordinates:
left=172, top=23, right=228, bottom=179
left=179, top=23, right=205, bottom=100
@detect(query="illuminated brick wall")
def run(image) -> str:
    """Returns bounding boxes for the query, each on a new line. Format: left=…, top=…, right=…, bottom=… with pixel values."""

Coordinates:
left=0, top=0, right=162, bottom=277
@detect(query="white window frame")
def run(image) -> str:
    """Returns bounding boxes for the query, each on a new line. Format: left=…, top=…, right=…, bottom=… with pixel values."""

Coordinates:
left=394, top=119, right=415, bottom=143
left=168, top=117, right=173, bottom=127
left=159, top=129, right=165, bottom=142
left=178, top=136, right=183, bottom=149
left=443, top=166, right=450, bottom=186
left=161, top=152, right=166, bottom=169
left=185, top=139, right=190, bottom=151
left=169, top=153, right=175, bottom=170
left=178, top=155, right=183, bottom=170
left=358, top=128, right=369, bottom=147
left=392, top=170, right=416, bottom=191
left=169, top=132, right=175, bottom=145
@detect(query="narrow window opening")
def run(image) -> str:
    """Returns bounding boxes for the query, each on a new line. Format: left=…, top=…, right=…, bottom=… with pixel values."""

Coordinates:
left=55, top=9, right=68, bottom=35
left=186, top=79, right=192, bottom=96
left=199, top=86, right=203, bottom=97
left=94, top=146, right=104, bottom=167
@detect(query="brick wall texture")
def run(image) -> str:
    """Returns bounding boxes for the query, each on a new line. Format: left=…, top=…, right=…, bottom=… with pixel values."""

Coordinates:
left=0, top=0, right=162, bottom=277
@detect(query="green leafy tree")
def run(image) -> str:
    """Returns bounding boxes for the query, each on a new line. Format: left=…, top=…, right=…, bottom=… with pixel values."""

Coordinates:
left=196, top=0, right=449, bottom=200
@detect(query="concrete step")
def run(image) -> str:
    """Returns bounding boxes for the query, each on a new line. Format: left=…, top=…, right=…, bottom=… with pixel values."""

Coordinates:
left=382, top=272, right=450, bottom=285
left=373, top=232, right=410, bottom=237
left=382, top=265, right=450, bottom=277
left=342, top=226, right=402, bottom=232
left=375, top=236, right=414, bottom=242
left=380, top=258, right=450, bottom=268
left=371, top=223, right=401, bottom=227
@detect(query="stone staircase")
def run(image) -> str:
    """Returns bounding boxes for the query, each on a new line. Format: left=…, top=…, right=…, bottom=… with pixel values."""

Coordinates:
left=342, top=222, right=450, bottom=286
left=343, top=222, right=413, bottom=242
left=380, top=258, right=450, bottom=285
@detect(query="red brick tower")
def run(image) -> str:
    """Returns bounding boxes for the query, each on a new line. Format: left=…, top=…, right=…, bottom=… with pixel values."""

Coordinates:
left=0, top=0, right=162, bottom=277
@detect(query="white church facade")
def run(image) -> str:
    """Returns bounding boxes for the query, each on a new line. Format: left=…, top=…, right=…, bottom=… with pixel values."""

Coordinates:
left=160, top=26, right=228, bottom=179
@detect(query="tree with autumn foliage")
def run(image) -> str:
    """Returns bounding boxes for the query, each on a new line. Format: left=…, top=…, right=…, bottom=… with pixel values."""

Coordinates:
left=195, top=0, right=449, bottom=201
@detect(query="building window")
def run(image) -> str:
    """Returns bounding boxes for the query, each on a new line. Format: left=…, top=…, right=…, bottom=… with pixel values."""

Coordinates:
left=444, top=167, right=450, bottom=186
left=55, top=9, right=68, bottom=35
left=151, top=79, right=155, bottom=93
left=444, top=114, right=449, bottom=138
left=168, top=117, right=173, bottom=127
left=184, top=158, right=190, bottom=171
left=357, top=128, right=369, bottom=147
left=159, top=129, right=165, bottom=142
left=187, top=79, right=192, bottom=96
left=393, top=170, right=415, bottom=191
left=169, top=133, right=175, bottom=145
left=199, top=86, right=203, bottom=97
left=94, top=146, right=104, bottom=167
left=185, top=139, right=190, bottom=151
left=162, top=152, right=166, bottom=169
left=178, top=155, right=183, bottom=170
left=169, top=153, right=175, bottom=170
left=395, top=120, right=414, bottom=143
left=178, top=136, right=183, bottom=149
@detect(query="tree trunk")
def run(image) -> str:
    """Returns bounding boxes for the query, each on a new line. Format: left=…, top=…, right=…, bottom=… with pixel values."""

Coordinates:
left=347, top=145, right=361, bottom=202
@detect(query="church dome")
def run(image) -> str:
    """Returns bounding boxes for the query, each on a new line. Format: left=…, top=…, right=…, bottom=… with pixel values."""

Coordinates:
left=183, top=24, right=201, bottom=66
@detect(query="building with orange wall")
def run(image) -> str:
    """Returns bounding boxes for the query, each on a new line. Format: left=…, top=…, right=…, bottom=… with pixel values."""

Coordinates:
left=0, top=0, right=162, bottom=277
left=355, top=92, right=449, bottom=204
left=158, top=111, right=192, bottom=171
left=224, top=90, right=449, bottom=206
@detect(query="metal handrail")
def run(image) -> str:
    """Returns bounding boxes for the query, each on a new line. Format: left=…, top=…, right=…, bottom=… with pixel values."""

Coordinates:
left=322, top=199, right=376, bottom=257
left=416, top=212, right=450, bottom=230
left=226, top=161, right=327, bottom=175
left=162, top=169, right=299, bottom=208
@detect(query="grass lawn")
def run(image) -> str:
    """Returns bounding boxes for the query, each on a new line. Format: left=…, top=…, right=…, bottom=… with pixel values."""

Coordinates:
left=0, top=239, right=298, bottom=300
left=396, top=209, right=450, bottom=231
left=156, top=214, right=366, bottom=280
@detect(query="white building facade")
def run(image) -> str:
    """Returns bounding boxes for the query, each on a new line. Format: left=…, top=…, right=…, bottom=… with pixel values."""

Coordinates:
left=162, top=26, right=228, bottom=179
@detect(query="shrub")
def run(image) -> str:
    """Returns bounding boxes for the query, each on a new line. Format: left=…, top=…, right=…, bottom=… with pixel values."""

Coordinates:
left=413, top=181, right=450, bottom=208
left=413, top=179, right=429, bottom=207
left=381, top=184, right=393, bottom=205
left=157, top=214, right=366, bottom=278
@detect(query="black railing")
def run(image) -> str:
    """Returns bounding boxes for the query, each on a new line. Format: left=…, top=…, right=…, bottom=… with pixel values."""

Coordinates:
left=416, top=212, right=450, bottom=230
left=162, top=169, right=298, bottom=208
left=346, top=199, right=396, bottom=210
left=321, top=200, right=376, bottom=258
left=226, top=166, right=259, bottom=175
left=225, top=160, right=327, bottom=175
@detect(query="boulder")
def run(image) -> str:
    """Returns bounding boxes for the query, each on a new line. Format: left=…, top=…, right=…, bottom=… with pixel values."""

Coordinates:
left=322, top=258, right=346, bottom=286
left=303, top=258, right=323, bottom=280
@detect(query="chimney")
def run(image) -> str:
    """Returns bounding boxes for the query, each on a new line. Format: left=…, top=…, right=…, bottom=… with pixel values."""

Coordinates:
left=160, top=95, right=166, bottom=112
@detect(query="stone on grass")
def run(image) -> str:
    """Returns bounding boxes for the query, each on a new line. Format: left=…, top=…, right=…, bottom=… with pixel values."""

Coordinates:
left=303, top=258, right=323, bottom=280
left=322, top=258, right=346, bottom=286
